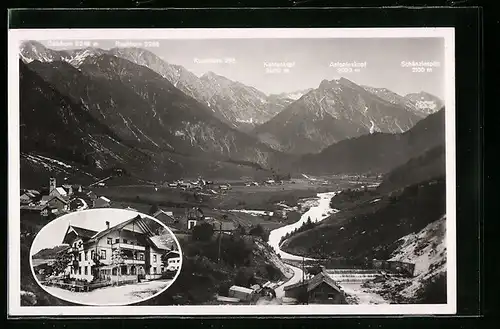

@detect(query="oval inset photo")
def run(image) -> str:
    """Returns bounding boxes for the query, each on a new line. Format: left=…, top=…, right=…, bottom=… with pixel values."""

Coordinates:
left=30, top=208, right=182, bottom=306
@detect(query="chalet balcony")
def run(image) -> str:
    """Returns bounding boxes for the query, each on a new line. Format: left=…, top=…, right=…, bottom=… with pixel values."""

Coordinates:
left=111, top=242, right=145, bottom=251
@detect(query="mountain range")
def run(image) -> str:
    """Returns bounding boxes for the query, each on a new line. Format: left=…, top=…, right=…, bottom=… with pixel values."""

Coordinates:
left=253, top=78, right=429, bottom=154
left=20, top=41, right=304, bottom=132
left=362, top=86, right=444, bottom=118
left=19, top=40, right=444, bottom=182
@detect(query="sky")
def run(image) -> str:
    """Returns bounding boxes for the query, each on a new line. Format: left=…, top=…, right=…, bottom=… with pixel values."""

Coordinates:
left=39, top=37, right=445, bottom=99
left=30, top=209, right=171, bottom=254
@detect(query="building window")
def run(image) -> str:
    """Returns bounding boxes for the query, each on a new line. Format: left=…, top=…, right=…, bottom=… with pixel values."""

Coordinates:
left=131, top=266, right=136, bottom=275
left=328, top=293, right=336, bottom=300
left=123, top=239, right=128, bottom=244
left=107, top=238, right=112, bottom=245
left=188, top=220, right=197, bottom=230
left=84, top=266, right=88, bottom=275
left=101, top=250, right=106, bottom=260
left=85, top=251, right=88, bottom=261
left=112, top=267, right=118, bottom=276
left=134, top=252, right=138, bottom=260
left=153, top=267, right=156, bottom=274
left=78, top=253, right=82, bottom=261
left=139, top=253, right=144, bottom=261
left=153, top=255, right=157, bottom=263
left=91, top=250, right=95, bottom=260
left=115, top=238, right=120, bottom=244
left=79, top=267, right=82, bottom=275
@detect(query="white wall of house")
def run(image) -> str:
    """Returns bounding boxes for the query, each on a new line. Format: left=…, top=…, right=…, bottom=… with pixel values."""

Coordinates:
left=65, top=225, right=168, bottom=282
left=68, top=239, right=97, bottom=282
left=149, top=248, right=164, bottom=275
left=166, top=257, right=181, bottom=271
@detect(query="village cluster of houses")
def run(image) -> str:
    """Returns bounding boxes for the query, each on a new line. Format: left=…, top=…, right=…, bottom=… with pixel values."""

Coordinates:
left=150, top=207, right=238, bottom=236
left=218, top=267, right=349, bottom=305
left=20, top=177, right=113, bottom=218
left=165, top=177, right=287, bottom=192
left=165, top=178, right=216, bottom=190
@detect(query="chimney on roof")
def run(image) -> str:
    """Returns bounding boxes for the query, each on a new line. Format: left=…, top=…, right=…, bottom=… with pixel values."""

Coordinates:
left=105, top=221, right=110, bottom=229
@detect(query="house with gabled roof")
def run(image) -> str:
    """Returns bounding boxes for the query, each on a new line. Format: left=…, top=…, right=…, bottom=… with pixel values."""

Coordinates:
left=61, top=215, right=176, bottom=284
left=47, top=194, right=70, bottom=212
left=20, top=193, right=32, bottom=205
left=93, top=196, right=111, bottom=208
left=205, top=218, right=237, bottom=235
left=50, top=186, right=68, bottom=199
left=152, top=209, right=175, bottom=223
left=283, top=270, right=347, bottom=304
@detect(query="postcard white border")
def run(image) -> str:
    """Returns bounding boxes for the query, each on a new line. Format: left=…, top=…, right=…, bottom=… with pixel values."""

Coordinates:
left=8, top=27, right=456, bottom=316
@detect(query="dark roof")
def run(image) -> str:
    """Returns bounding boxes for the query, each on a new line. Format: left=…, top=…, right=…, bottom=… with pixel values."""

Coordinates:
left=209, top=220, right=237, bottom=231
left=204, top=216, right=237, bottom=231
left=48, top=194, right=70, bottom=204
left=164, top=250, right=180, bottom=258
left=153, top=210, right=176, bottom=224
left=70, top=226, right=99, bottom=239
left=89, top=215, right=155, bottom=243
left=284, top=271, right=342, bottom=293
left=62, top=225, right=99, bottom=244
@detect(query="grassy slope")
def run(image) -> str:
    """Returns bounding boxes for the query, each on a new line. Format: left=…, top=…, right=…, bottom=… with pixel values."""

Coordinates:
left=281, top=177, right=446, bottom=261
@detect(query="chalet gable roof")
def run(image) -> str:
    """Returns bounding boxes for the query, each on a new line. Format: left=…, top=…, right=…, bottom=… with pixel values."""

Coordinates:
left=62, top=225, right=98, bottom=244
left=88, top=215, right=155, bottom=243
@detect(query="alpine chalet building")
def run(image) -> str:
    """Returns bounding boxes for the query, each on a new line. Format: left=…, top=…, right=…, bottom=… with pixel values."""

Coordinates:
left=61, top=215, right=177, bottom=284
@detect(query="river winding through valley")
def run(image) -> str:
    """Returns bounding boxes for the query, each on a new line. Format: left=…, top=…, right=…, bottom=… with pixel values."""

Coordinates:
left=267, top=191, right=338, bottom=298
left=267, top=191, right=388, bottom=304
left=268, top=191, right=339, bottom=261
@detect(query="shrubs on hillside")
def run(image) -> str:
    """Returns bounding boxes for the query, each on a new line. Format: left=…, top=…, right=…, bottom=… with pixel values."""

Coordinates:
left=234, top=267, right=258, bottom=287
left=416, top=272, right=447, bottom=304
left=330, top=187, right=379, bottom=210
left=284, top=177, right=446, bottom=261
left=249, top=224, right=269, bottom=242
left=279, top=217, right=317, bottom=245
left=184, top=233, right=253, bottom=267
left=192, top=223, right=214, bottom=242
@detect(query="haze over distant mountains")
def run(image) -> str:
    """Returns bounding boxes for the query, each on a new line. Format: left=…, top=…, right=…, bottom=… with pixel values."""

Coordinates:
left=19, top=40, right=445, bottom=182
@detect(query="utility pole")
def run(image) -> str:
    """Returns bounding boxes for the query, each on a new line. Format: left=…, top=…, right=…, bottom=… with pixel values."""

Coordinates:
left=217, top=222, right=222, bottom=263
